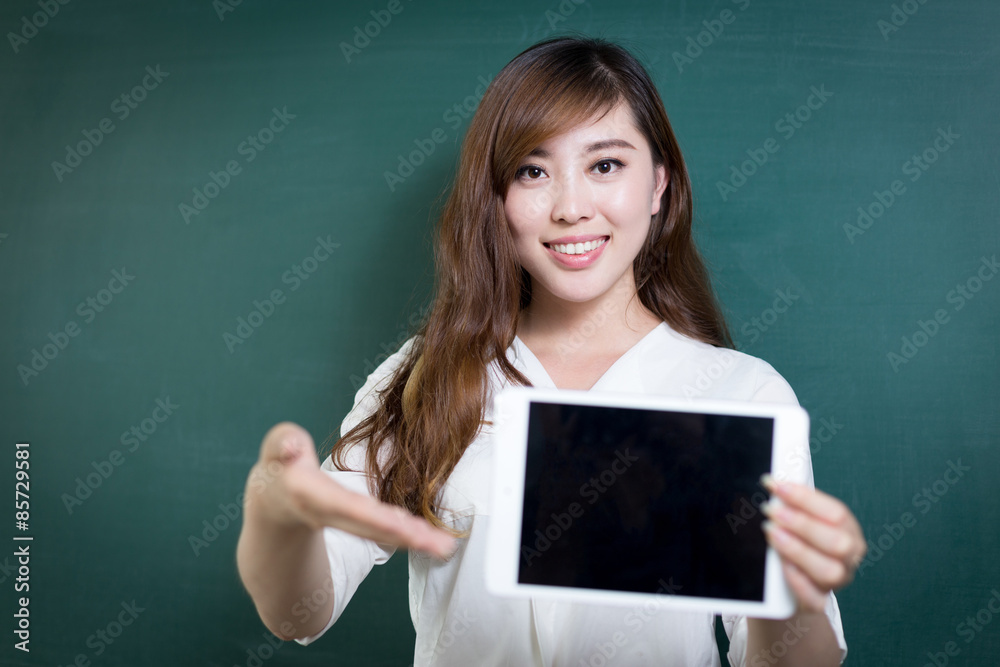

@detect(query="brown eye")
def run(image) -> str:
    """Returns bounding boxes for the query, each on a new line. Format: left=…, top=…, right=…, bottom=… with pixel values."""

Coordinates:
left=593, top=159, right=625, bottom=175
left=516, top=165, right=544, bottom=180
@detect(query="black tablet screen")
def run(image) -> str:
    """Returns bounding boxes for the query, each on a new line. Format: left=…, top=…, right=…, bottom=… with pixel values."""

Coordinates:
left=518, top=401, right=774, bottom=602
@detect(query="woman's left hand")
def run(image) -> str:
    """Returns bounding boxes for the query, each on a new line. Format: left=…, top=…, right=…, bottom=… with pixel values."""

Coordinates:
left=760, top=476, right=867, bottom=613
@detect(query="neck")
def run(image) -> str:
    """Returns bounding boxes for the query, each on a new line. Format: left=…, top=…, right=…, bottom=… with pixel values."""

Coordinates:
left=517, top=273, right=661, bottom=357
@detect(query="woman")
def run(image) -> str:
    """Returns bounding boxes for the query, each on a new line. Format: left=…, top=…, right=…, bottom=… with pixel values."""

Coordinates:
left=237, top=37, right=866, bottom=665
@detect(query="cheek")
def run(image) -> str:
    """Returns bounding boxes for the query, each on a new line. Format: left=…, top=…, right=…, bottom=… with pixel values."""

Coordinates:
left=604, top=181, right=652, bottom=224
left=503, top=194, right=537, bottom=244
left=502, top=201, right=520, bottom=239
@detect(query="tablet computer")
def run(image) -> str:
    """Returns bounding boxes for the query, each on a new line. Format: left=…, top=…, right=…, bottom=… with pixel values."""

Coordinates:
left=486, top=386, right=806, bottom=619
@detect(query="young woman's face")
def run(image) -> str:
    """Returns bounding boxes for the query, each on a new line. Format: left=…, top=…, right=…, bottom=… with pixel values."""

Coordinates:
left=503, top=104, right=668, bottom=308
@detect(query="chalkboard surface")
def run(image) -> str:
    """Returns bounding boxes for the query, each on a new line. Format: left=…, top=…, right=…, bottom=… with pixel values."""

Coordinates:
left=1, top=1, right=998, bottom=665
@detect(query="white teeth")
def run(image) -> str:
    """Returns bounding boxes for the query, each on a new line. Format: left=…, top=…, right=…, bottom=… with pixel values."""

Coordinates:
left=549, top=237, right=607, bottom=255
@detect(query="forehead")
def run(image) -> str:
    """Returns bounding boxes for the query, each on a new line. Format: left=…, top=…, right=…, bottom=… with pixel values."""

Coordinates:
left=530, top=104, right=647, bottom=154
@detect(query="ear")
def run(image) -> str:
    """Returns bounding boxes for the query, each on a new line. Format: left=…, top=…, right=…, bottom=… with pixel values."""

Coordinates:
left=651, top=164, right=669, bottom=216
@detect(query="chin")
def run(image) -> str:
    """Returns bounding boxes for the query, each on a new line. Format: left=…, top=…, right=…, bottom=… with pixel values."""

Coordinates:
left=544, top=280, right=618, bottom=304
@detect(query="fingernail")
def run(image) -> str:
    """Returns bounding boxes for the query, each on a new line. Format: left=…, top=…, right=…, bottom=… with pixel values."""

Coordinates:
left=760, top=473, right=776, bottom=491
left=280, top=438, right=300, bottom=461
left=762, top=521, right=789, bottom=544
left=436, top=539, right=457, bottom=560
left=760, top=500, right=774, bottom=517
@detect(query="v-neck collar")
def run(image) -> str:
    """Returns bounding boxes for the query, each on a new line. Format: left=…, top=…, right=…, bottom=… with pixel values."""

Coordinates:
left=511, top=322, right=666, bottom=391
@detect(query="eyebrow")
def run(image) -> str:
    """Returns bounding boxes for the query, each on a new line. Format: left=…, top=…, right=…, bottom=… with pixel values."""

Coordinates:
left=527, top=138, right=637, bottom=158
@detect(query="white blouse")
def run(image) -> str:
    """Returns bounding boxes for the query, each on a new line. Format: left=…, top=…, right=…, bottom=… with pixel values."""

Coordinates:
left=296, top=322, right=848, bottom=666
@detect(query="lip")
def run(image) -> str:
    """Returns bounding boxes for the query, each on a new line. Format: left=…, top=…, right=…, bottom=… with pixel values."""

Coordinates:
left=544, top=234, right=608, bottom=245
left=543, top=235, right=609, bottom=269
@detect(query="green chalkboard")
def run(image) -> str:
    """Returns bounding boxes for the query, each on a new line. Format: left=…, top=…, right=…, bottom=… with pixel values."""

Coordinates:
left=1, top=1, right=998, bottom=665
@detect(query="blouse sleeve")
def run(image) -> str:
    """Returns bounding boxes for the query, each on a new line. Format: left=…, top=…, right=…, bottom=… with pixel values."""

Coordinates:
left=721, top=358, right=849, bottom=665
left=294, top=338, right=417, bottom=646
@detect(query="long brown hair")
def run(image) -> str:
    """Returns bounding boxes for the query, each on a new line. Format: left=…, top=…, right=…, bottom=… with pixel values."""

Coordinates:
left=332, top=37, right=732, bottom=528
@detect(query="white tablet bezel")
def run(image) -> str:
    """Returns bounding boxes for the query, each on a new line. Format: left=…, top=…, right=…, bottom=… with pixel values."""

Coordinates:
left=485, top=386, right=806, bottom=619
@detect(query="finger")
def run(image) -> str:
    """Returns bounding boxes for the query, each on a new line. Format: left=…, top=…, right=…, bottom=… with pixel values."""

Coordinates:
left=290, top=469, right=455, bottom=559
left=761, top=501, right=859, bottom=565
left=761, top=476, right=854, bottom=529
left=330, top=496, right=457, bottom=559
left=761, top=477, right=867, bottom=568
left=340, top=501, right=457, bottom=559
left=763, top=521, right=851, bottom=591
left=260, top=422, right=317, bottom=466
left=780, top=560, right=828, bottom=614
left=761, top=476, right=848, bottom=524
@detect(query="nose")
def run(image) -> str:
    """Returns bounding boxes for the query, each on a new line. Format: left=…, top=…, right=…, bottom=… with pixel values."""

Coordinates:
left=548, top=173, right=594, bottom=225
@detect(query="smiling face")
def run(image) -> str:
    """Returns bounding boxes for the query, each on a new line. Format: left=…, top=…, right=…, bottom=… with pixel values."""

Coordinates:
left=503, top=104, right=668, bottom=309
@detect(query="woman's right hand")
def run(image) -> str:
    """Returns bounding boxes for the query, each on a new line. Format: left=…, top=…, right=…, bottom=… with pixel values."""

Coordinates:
left=244, top=421, right=455, bottom=559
